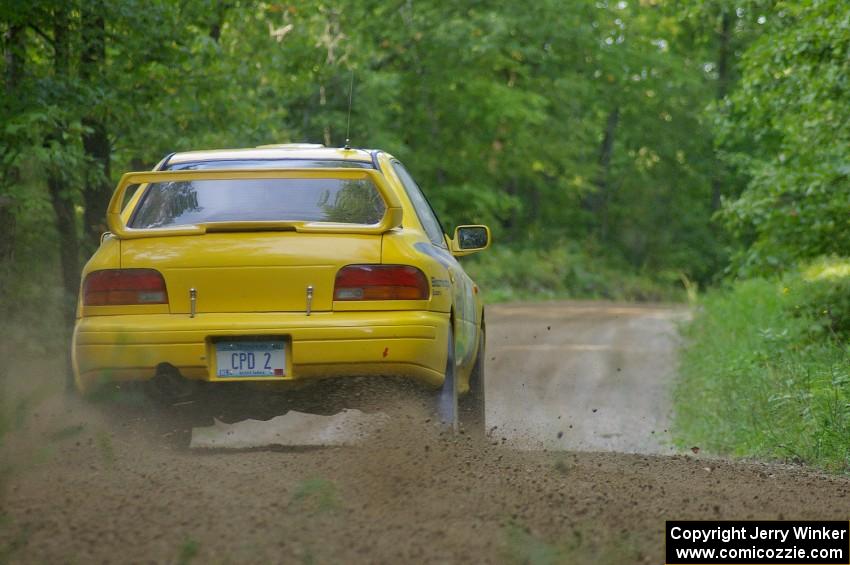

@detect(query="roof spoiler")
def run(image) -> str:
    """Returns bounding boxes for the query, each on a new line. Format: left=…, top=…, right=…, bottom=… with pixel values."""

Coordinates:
left=106, top=168, right=403, bottom=239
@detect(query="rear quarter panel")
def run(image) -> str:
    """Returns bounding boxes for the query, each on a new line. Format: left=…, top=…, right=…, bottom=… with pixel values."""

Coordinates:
left=377, top=153, right=482, bottom=374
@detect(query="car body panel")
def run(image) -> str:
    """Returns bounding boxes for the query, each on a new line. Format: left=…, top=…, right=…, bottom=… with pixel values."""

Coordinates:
left=118, top=232, right=381, bottom=314
left=377, top=153, right=482, bottom=369
left=73, top=310, right=449, bottom=391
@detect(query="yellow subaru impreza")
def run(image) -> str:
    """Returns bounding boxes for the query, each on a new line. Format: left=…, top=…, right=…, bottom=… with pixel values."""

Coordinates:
left=72, top=145, right=490, bottom=428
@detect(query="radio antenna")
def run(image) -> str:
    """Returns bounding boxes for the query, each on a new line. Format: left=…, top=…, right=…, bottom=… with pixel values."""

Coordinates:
left=344, top=70, right=354, bottom=150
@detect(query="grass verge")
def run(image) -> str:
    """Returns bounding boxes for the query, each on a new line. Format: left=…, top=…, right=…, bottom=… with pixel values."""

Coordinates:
left=674, top=258, right=850, bottom=473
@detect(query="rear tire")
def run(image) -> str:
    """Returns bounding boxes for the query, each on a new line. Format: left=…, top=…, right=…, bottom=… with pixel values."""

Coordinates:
left=437, top=325, right=458, bottom=431
left=459, top=326, right=486, bottom=438
left=145, top=365, right=199, bottom=405
left=65, top=364, right=77, bottom=395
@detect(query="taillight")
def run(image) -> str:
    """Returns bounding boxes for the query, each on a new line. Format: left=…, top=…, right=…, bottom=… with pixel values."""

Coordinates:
left=83, top=269, right=168, bottom=306
left=334, top=265, right=430, bottom=301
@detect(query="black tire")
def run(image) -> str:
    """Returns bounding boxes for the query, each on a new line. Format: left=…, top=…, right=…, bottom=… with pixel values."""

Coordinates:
left=459, top=325, right=485, bottom=437
left=144, top=364, right=199, bottom=405
left=437, top=324, right=458, bottom=430
left=65, top=339, right=78, bottom=395
left=65, top=365, right=77, bottom=395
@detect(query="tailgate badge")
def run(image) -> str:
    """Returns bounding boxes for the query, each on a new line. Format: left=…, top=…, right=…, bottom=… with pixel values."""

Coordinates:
left=189, top=288, right=197, bottom=318
left=306, top=285, right=314, bottom=316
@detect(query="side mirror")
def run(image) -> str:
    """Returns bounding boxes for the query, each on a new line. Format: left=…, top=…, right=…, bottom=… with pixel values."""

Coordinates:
left=450, top=225, right=491, bottom=256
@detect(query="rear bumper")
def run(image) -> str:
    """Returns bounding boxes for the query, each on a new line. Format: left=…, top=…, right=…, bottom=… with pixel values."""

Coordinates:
left=72, top=310, right=450, bottom=393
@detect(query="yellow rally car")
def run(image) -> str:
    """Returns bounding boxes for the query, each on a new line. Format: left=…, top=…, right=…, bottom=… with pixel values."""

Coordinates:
left=72, top=145, right=490, bottom=430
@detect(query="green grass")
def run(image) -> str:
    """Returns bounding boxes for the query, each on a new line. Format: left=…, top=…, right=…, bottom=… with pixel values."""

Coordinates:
left=502, top=523, right=566, bottom=565
left=501, top=522, right=642, bottom=564
left=289, top=478, right=340, bottom=514
left=177, top=538, right=199, bottom=565
left=674, top=261, right=850, bottom=472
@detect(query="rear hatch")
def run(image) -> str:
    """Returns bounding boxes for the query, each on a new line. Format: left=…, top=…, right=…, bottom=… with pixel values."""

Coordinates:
left=110, top=169, right=400, bottom=314
left=121, top=233, right=380, bottom=314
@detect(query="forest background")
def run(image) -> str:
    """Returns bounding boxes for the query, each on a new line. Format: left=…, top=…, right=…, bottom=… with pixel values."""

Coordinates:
left=1, top=0, right=846, bottom=319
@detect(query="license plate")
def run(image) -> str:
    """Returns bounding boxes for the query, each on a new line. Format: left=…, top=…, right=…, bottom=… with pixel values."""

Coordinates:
left=215, top=341, right=285, bottom=377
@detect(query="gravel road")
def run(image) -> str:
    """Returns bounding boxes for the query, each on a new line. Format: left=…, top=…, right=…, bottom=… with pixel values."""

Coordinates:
left=2, top=301, right=849, bottom=564
left=487, top=302, right=688, bottom=453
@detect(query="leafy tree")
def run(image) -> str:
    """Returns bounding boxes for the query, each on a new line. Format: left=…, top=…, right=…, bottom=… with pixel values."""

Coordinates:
left=0, top=0, right=804, bottom=326
left=717, top=0, right=850, bottom=275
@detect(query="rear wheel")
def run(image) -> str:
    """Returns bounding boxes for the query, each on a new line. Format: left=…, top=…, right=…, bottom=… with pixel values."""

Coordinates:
left=459, top=326, right=486, bottom=437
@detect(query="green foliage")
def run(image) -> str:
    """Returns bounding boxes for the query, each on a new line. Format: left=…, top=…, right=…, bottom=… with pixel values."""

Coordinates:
left=675, top=263, right=850, bottom=472
left=0, top=164, right=67, bottom=345
left=463, top=243, right=685, bottom=303
left=5, top=0, right=842, bottom=304
left=717, top=0, right=850, bottom=275
left=784, top=257, right=850, bottom=340
left=0, top=0, right=747, bottom=308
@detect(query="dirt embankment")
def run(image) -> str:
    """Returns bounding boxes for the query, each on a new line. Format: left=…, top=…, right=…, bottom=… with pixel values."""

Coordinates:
left=2, top=302, right=848, bottom=564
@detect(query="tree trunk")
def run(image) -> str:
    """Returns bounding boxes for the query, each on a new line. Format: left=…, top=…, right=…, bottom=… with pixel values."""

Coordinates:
left=711, top=9, right=732, bottom=211
left=81, top=118, right=110, bottom=246
left=81, top=0, right=112, bottom=250
left=0, top=195, right=13, bottom=263
left=4, top=23, right=24, bottom=91
left=584, top=106, right=620, bottom=242
left=209, top=2, right=231, bottom=43
left=47, top=172, right=82, bottom=311
left=1, top=24, right=24, bottom=265
left=47, top=6, right=81, bottom=329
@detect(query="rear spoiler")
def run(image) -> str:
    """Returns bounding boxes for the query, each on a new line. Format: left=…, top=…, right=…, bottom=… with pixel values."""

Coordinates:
left=106, top=168, right=403, bottom=239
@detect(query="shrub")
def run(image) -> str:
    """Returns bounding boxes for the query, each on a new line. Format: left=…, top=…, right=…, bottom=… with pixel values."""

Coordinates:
left=783, top=257, right=850, bottom=339
left=462, top=242, right=685, bottom=303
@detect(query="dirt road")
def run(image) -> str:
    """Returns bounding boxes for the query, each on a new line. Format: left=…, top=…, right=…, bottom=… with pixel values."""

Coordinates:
left=487, top=302, right=687, bottom=453
left=2, top=301, right=849, bottom=564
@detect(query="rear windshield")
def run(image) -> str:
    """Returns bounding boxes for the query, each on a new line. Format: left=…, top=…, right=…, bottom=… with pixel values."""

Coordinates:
left=128, top=178, right=386, bottom=228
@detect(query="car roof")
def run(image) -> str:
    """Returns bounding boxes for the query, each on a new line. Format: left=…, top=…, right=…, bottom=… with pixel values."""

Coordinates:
left=165, top=145, right=376, bottom=167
